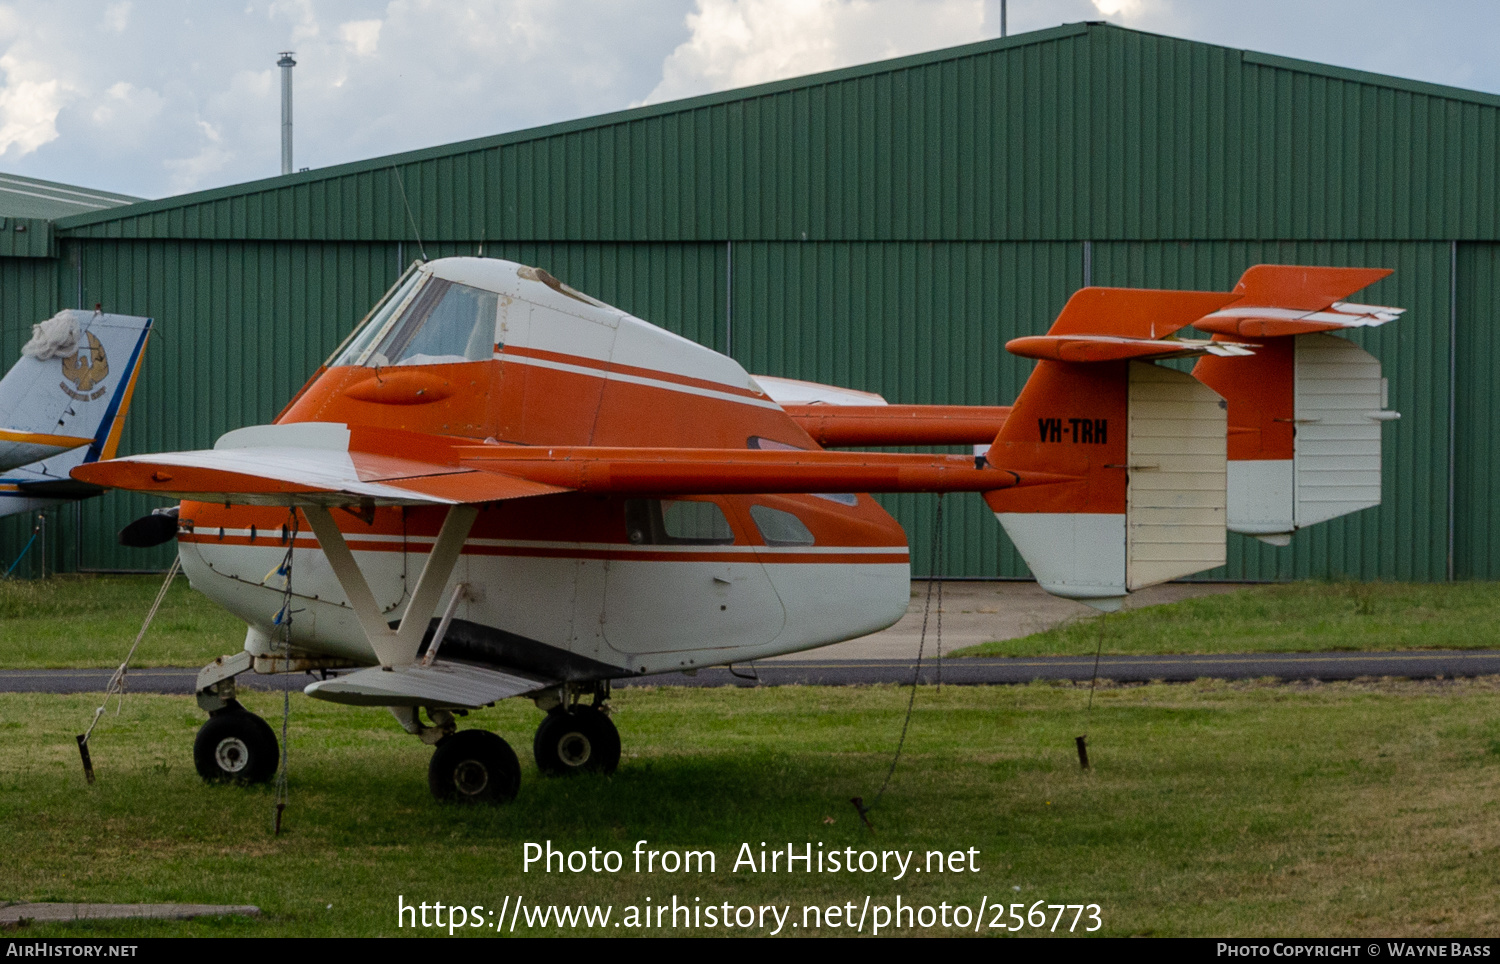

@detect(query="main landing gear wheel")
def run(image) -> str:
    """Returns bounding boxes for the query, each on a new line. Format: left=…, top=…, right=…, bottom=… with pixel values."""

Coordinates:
left=428, top=730, right=521, bottom=804
left=533, top=706, right=621, bottom=776
left=193, top=702, right=279, bottom=785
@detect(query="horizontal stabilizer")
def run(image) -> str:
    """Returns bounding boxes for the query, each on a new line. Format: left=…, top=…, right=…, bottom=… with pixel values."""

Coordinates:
left=304, top=659, right=552, bottom=708
left=1196, top=265, right=1401, bottom=337
left=1229, top=265, right=1391, bottom=311
left=1046, top=288, right=1240, bottom=339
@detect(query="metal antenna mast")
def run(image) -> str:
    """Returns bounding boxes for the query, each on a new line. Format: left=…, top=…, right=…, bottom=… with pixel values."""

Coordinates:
left=278, top=51, right=296, bottom=175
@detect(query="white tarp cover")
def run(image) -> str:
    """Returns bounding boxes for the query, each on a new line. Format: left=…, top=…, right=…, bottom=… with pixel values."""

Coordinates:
left=22, top=311, right=81, bottom=361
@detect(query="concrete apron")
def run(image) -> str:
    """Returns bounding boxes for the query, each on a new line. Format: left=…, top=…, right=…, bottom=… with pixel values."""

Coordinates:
left=765, top=580, right=1242, bottom=662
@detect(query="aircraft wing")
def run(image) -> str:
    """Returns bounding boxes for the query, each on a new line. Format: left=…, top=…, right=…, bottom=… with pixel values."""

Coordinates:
left=71, top=421, right=566, bottom=506
left=74, top=420, right=1081, bottom=505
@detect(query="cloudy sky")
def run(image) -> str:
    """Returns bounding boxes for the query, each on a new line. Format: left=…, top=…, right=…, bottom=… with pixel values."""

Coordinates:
left=2, top=0, right=1497, bottom=201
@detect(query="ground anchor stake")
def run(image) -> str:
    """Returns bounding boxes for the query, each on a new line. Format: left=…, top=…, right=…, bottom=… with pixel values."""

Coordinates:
left=1075, top=735, right=1090, bottom=770
left=76, top=734, right=95, bottom=784
left=850, top=796, right=876, bottom=834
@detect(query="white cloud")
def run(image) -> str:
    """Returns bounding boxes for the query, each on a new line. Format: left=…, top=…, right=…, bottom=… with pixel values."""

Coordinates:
left=86, top=79, right=165, bottom=152
left=643, top=0, right=985, bottom=104
left=1090, top=0, right=1166, bottom=19
left=269, top=0, right=321, bottom=45
left=0, top=53, right=68, bottom=156
left=164, top=118, right=234, bottom=193
left=339, top=18, right=381, bottom=57
left=102, top=1, right=131, bottom=33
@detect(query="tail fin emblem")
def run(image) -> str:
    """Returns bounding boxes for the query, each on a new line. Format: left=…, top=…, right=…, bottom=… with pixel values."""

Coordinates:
left=61, top=332, right=109, bottom=396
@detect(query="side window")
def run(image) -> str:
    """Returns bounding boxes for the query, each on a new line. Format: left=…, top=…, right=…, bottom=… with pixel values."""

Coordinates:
left=749, top=505, right=816, bottom=547
left=747, top=436, right=857, bottom=506
left=625, top=499, right=735, bottom=545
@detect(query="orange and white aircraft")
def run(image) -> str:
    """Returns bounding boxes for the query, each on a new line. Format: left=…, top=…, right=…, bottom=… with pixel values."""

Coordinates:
left=74, top=259, right=1400, bottom=803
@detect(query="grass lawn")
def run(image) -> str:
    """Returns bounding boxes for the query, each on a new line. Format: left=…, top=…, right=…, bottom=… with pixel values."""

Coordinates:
left=1, top=680, right=1496, bottom=937
left=6, top=576, right=1500, bottom=670
left=0, top=574, right=246, bottom=669
left=952, top=582, right=1500, bottom=659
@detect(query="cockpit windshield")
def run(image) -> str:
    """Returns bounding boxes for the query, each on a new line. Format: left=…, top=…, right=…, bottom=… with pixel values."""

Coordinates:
left=331, top=274, right=498, bottom=368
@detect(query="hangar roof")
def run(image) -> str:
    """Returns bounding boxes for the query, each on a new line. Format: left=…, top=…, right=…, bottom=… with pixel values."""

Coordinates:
left=0, top=172, right=140, bottom=220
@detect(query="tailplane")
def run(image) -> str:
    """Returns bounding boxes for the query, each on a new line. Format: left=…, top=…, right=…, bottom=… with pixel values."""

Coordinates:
left=984, top=288, right=1241, bottom=608
left=1191, top=266, right=1401, bottom=545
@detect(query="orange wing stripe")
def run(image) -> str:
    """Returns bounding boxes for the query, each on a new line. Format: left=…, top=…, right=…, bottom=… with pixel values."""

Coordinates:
left=0, top=429, right=94, bottom=448
left=461, top=446, right=1073, bottom=495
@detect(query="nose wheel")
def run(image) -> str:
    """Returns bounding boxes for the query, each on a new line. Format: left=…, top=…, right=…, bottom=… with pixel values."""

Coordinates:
left=428, top=729, right=521, bottom=804
left=533, top=705, right=620, bottom=776
left=193, top=702, right=280, bottom=784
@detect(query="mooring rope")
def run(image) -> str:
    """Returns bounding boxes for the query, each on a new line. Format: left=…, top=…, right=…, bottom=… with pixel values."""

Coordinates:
left=76, top=556, right=182, bottom=783
left=272, top=510, right=299, bottom=834
left=1076, top=610, right=1108, bottom=770
left=853, top=494, right=944, bottom=832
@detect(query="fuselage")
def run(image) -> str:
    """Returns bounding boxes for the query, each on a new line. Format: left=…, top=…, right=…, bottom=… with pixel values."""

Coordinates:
left=174, top=258, right=911, bottom=678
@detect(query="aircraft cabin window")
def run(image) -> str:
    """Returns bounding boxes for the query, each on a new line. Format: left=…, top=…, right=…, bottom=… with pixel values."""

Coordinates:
left=331, top=272, right=423, bottom=367
left=747, top=436, right=857, bottom=506
left=625, top=499, right=735, bottom=546
left=749, top=505, right=816, bottom=547
left=347, top=277, right=499, bottom=368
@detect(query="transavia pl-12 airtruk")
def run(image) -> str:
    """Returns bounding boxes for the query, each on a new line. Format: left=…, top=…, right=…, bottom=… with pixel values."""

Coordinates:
left=74, top=260, right=1401, bottom=803
left=0, top=308, right=152, bottom=521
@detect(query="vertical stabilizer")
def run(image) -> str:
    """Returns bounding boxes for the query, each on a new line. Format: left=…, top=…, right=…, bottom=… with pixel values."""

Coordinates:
left=1192, top=265, right=1401, bottom=544
left=985, top=357, right=1227, bottom=607
left=0, top=311, right=153, bottom=505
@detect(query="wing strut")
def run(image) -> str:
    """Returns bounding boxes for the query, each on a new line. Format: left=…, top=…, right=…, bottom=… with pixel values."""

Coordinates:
left=304, top=504, right=479, bottom=668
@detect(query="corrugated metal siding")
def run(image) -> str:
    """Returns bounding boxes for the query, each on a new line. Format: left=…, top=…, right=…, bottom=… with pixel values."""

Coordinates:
left=0, top=255, right=66, bottom=573
left=1455, top=243, right=1498, bottom=578
left=6, top=20, right=1499, bottom=580
left=0, top=236, right=1481, bottom=582
left=54, top=23, right=1500, bottom=244
left=1090, top=241, right=1452, bottom=581
left=0, top=219, right=53, bottom=258
left=730, top=241, right=1080, bottom=577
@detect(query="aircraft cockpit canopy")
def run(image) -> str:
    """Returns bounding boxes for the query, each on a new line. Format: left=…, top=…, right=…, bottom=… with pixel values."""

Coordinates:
left=332, top=271, right=498, bottom=369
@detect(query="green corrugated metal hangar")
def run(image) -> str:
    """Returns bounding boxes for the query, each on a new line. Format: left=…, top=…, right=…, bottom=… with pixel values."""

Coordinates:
left=2, top=21, right=1497, bottom=580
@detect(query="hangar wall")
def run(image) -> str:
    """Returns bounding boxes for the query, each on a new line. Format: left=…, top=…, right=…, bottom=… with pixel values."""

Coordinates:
left=5, top=21, right=1500, bottom=580
left=24, top=236, right=1473, bottom=582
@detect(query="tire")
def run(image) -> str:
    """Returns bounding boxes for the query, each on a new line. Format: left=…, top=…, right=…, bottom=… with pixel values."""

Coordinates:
left=533, top=706, right=621, bottom=776
left=428, top=730, right=521, bottom=804
left=193, top=708, right=279, bottom=784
